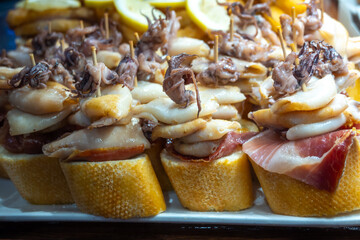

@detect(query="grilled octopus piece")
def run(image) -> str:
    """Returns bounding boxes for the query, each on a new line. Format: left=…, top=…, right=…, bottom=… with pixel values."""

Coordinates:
left=32, top=30, right=63, bottom=58
left=197, top=57, right=240, bottom=85
left=73, top=62, right=119, bottom=98
left=280, top=0, right=322, bottom=46
left=273, top=40, right=348, bottom=95
left=217, top=0, right=271, bottom=39
left=64, top=47, right=87, bottom=76
left=163, top=54, right=201, bottom=116
left=10, top=61, right=51, bottom=89
left=115, top=56, right=139, bottom=90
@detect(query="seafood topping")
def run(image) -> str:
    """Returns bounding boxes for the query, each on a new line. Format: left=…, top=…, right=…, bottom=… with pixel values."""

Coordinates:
left=73, top=62, right=118, bottom=97
left=163, top=54, right=201, bottom=115
left=32, top=30, right=63, bottom=57
left=196, top=57, right=240, bottom=85
left=115, top=56, right=139, bottom=90
left=217, top=0, right=271, bottom=38
left=63, top=47, right=87, bottom=75
left=273, top=40, right=348, bottom=95
left=10, top=61, right=51, bottom=89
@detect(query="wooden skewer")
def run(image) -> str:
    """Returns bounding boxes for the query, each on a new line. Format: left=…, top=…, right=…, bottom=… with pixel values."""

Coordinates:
left=91, top=46, right=102, bottom=97
left=129, top=41, right=137, bottom=87
left=320, top=0, right=324, bottom=23
left=247, top=0, right=254, bottom=9
left=61, top=39, right=65, bottom=53
left=291, top=7, right=297, bottom=52
left=277, top=26, right=286, bottom=60
left=134, top=32, right=140, bottom=42
left=166, top=55, right=171, bottom=62
left=48, top=21, right=52, bottom=34
left=104, top=13, right=109, bottom=40
left=230, top=14, right=234, bottom=42
left=80, top=20, right=85, bottom=41
left=214, top=35, right=219, bottom=64
left=301, top=83, right=308, bottom=92
left=29, top=53, right=36, bottom=67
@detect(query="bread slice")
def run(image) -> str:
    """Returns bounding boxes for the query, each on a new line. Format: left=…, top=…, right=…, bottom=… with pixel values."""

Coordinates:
left=0, top=145, right=73, bottom=204
left=145, top=141, right=173, bottom=191
left=161, top=149, right=253, bottom=211
left=250, top=136, right=360, bottom=217
left=60, top=154, right=166, bottom=219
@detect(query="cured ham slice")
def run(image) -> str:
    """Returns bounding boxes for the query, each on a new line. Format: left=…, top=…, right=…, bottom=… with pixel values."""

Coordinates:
left=243, top=129, right=355, bottom=192
left=168, top=131, right=257, bottom=162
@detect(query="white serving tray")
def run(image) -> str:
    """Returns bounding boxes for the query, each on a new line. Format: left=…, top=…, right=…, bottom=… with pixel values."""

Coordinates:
left=1, top=178, right=360, bottom=227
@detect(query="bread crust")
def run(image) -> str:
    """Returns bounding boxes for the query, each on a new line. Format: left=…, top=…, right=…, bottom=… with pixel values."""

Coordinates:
left=161, top=149, right=253, bottom=211
left=0, top=145, right=73, bottom=204
left=250, top=137, right=360, bottom=217
left=60, top=154, right=166, bottom=219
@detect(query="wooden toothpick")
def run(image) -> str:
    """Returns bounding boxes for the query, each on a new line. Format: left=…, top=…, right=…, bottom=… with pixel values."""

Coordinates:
left=247, top=0, right=254, bottom=9
left=134, top=32, right=140, bottom=42
left=129, top=41, right=137, bottom=87
left=277, top=26, right=286, bottom=60
left=80, top=20, right=85, bottom=41
left=230, top=14, right=234, bottom=42
left=214, top=35, right=219, bottom=64
left=301, top=83, right=308, bottom=92
left=291, top=7, right=297, bottom=52
left=61, top=39, right=65, bottom=53
left=91, top=46, right=97, bottom=66
left=29, top=53, right=36, bottom=67
left=320, top=0, right=324, bottom=23
left=104, top=13, right=109, bottom=40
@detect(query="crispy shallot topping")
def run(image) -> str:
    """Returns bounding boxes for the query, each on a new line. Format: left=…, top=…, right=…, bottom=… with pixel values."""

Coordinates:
left=10, top=61, right=51, bottom=89
left=163, top=54, right=201, bottom=116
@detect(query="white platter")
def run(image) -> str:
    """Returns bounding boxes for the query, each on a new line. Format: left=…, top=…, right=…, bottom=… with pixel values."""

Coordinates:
left=1, top=178, right=360, bottom=227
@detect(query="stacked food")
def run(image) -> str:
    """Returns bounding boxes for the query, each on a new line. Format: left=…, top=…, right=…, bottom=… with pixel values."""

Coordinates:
left=1, top=0, right=360, bottom=219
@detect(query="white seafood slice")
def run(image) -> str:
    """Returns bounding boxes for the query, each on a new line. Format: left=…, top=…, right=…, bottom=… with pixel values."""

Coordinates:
left=81, top=84, right=132, bottom=122
left=9, top=82, right=71, bottom=115
left=191, top=57, right=267, bottom=79
left=188, top=84, right=246, bottom=104
left=68, top=110, right=91, bottom=128
left=271, top=75, right=337, bottom=114
left=335, top=68, right=360, bottom=92
left=0, top=67, right=22, bottom=81
left=251, top=94, right=348, bottom=129
left=211, top=105, right=238, bottom=119
left=131, top=81, right=167, bottom=104
left=97, top=50, right=122, bottom=70
left=181, top=119, right=241, bottom=143
left=168, top=37, right=210, bottom=57
left=173, top=140, right=219, bottom=158
left=43, top=118, right=150, bottom=159
left=133, top=96, right=218, bottom=124
left=7, top=105, right=74, bottom=136
left=152, top=118, right=207, bottom=141
left=286, top=113, right=347, bottom=141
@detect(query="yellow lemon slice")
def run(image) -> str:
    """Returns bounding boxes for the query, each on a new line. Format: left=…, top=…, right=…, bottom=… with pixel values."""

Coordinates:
left=114, top=0, right=165, bottom=32
left=147, top=0, right=185, bottom=8
left=16, top=0, right=81, bottom=11
left=186, top=0, right=229, bottom=32
left=84, top=0, right=114, bottom=8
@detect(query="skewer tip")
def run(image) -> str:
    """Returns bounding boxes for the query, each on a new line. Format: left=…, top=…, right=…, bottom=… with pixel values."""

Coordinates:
left=214, top=35, right=219, bottom=63
left=29, top=53, right=36, bottom=67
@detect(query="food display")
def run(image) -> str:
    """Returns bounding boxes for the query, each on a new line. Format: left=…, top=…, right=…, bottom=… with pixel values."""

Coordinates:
left=1, top=0, right=360, bottom=221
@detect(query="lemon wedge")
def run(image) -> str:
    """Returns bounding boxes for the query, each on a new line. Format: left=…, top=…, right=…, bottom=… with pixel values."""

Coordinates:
left=114, top=0, right=165, bottom=32
left=84, top=0, right=114, bottom=8
left=148, top=0, right=185, bottom=8
left=186, top=0, right=229, bottom=32
left=16, top=0, right=81, bottom=11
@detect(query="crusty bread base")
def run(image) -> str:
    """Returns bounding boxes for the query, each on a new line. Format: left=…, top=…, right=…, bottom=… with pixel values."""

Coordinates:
left=161, top=149, right=253, bottom=211
left=145, top=142, right=173, bottom=191
left=60, top=154, right=166, bottom=219
left=0, top=145, right=73, bottom=204
left=251, top=137, right=360, bottom=217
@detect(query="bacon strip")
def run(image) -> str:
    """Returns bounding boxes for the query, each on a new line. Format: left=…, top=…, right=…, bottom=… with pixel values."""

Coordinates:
left=243, top=129, right=355, bottom=192
left=167, top=131, right=258, bottom=162
left=65, top=145, right=145, bottom=162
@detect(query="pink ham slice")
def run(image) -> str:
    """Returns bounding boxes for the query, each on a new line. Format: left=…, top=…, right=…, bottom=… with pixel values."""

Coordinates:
left=243, top=129, right=355, bottom=192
